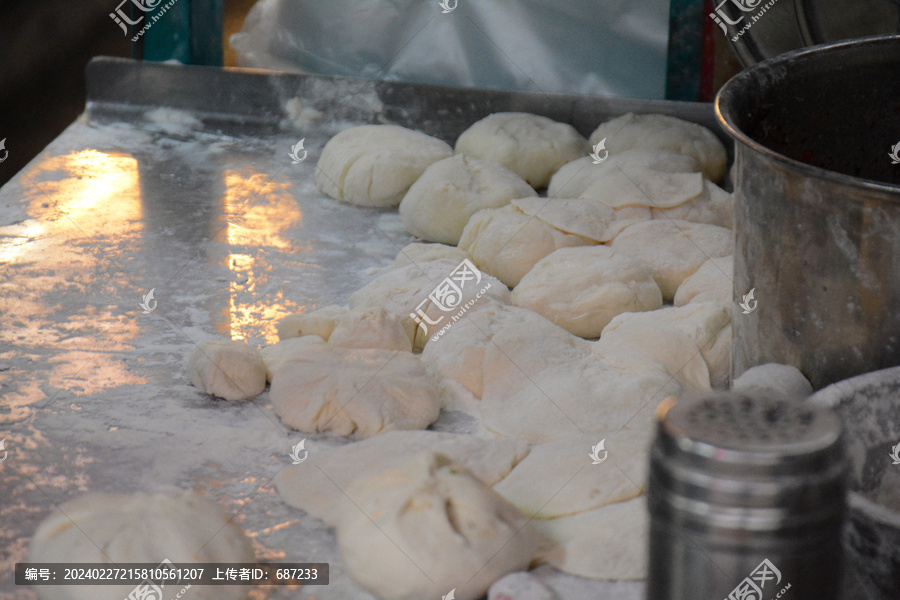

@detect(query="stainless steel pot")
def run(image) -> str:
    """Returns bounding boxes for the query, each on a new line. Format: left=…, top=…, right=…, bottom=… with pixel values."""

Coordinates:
left=716, top=34, right=900, bottom=390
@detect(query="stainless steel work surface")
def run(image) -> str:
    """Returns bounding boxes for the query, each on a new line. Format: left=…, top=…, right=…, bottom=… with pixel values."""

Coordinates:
left=0, top=57, right=726, bottom=600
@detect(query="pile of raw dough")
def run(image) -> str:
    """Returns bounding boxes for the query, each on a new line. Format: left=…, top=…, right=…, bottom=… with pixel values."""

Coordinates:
left=28, top=491, right=254, bottom=600
left=171, top=112, right=741, bottom=597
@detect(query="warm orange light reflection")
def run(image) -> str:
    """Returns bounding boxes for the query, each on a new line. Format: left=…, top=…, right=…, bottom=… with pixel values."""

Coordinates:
left=217, top=171, right=307, bottom=345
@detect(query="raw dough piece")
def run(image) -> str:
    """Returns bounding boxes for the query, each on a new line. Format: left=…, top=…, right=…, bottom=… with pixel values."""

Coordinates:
left=610, top=219, right=732, bottom=300
left=316, top=124, right=452, bottom=207
left=259, top=334, right=326, bottom=381
left=399, top=154, right=537, bottom=245
left=337, top=452, right=540, bottom=600
left=348, top=258, right=510, bottom=350
left=492, top=431, right=649, bottom=518
left=652, top=180, right=734, bottom=229
left=589, top=113, right=728, bottom=182
left=276, top=304, right=348, bottom=341
left=547, top=149, right=703, bottom=209
left=596, top=302, right=732, bottom=391
left=535, top=496, right=648, bottom=580
left=186, top=340, right=266, bottom=401
left=732, top=363, right=813, bottom=399
left=270, top=346, right=441, bottom=437
left=394, top=242, right=465, bottom=268
left=455, top=112, right=588, bottom=188
left=328, top=307, right=413, bottom=352
left=674, top=255, right=733, bottom=307
left=421, top=300, right=589, bottom=402
left=275, top=429, right=529, bottom=526
left=511, top=245, right=662, bottom=338
left=511, top=197, right=645, bottom=243
left=459, top=205, right=593, bottom=287
left=28, top=491, right=254, bottom=600
left=479, top=337, right=682, bottom=443
left=488, top=572, right=558, bottom=600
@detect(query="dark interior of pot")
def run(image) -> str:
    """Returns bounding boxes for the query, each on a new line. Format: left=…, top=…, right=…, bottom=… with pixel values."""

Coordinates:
left=719, top=35, right=900, bottom=187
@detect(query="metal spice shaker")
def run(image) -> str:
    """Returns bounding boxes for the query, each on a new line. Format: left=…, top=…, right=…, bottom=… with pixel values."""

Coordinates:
left=646, top=391, right=847, bottom=600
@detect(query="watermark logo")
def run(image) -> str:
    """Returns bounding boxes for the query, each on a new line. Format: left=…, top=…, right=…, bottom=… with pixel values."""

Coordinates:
left=889, top=141, right=900, bottom=165
left=126, top=558, right=189, bottom=600
left=725, top=558, right=788, bottom=600
left=589, top=439, right=608, bottom=464
left=709, top=0, right=776, bottom=41
left=0, top=138, right=8, bottom=163
left=289, top=439, right=308, bottom=464
left=439, top=0, right=458, bottom=13
left=110, top=0, right=162, bottom=35
left=0, top=439, right=7, bottom=463
left=410, top=259, right=492, bottom=341
left=590, top=138, right=609, bottom=164
left=289, top=139, right=307, bottom=164
left=739, top=288, right=757, bottom=314
left=890, top=443, right=900, bottom=465
left=442, top=589, right=456, bottom=600
left=139, top=288, right=157, bottom=314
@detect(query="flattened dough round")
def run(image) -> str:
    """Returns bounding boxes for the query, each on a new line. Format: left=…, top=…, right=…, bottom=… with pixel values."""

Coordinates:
left=674, top=255, right=733, bottom=307
left=535, top=496, right=648, bottom=581
left=492, top=431, right=648, bottom=519
left=394, top=242, right=465, bottom=268
left=275, top=429, right=529, bottom=526
left=328, top=307, right=412, bottom=352
left=459, top=205, right=592, bottom=287
left=29, top=491, right=254, bottom=600
left=652, top=180, right=733, bottom=229
left=610, top=219, right=732, bottom=300
left=589, top=112, right=728, bottom=182
left=270, top=346, right=441, bottom=437
left=399, top=154, right=537, bottom=245
left=511, top=245, right=662, bottom=338
left=337, top=452, right=539, bottom=600
left=547, top=149, right=703, bottom=209
left=186, top=340, right=266, bottom=401
left=455, top=112, right=588, bottom=188
left=316, top=124, right=452, bottom=207
left=348, top=258, right=510, bottom=350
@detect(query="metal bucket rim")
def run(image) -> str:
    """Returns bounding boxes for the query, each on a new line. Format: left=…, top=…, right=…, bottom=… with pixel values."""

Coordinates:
left=715, top=33, right=900, bottom=195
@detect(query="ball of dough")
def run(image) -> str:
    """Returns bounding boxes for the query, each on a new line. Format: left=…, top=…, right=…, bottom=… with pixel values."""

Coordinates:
left=270, top=346, right=441, bottom=437
left=547, top=149, right=703, bottom=209
left=489, top=572, right=558, bottom=600
left=511, top=197, right=642, bottom=243
left=337, top=452, right=539, bottom=600
left=348, top=258, right=510, bottom=350
left=732, top=363, right=813, bottom=399
left=186, top=340, right=266, bottom=401
left=674, top=255, right=733, bottom=307
left=276, top=304, right=348, bottom=341
left=394, top=242, right=465, bottom=268
left=316, top=124, right=452, bottom=207
left=511, top=245, right=662, bottom=338
left=275, top=429, right=529, bottom=526
left=455, top=112, right=588, bottom=188
left=459, top=205, right=592, bottom=287
left=260, top=334, right=326, bottom=381
left=652, top=180, right=733, bottom=229
left=589, top=112, right=728, bottom=182
left=399, top=154, right=537, bottom=245
left=610, top=219, right=732, bottom=300
left=28, top=491, right=254, bottom=600
left=328, top=307, right=413, bottom=352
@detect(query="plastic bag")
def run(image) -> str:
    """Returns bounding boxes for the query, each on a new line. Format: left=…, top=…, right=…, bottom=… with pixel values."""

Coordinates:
left=230, top=0, right=671, bottom=99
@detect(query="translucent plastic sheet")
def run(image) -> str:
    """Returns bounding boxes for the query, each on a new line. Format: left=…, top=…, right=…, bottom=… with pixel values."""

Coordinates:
left=230, top=0, right=671, bottom=99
